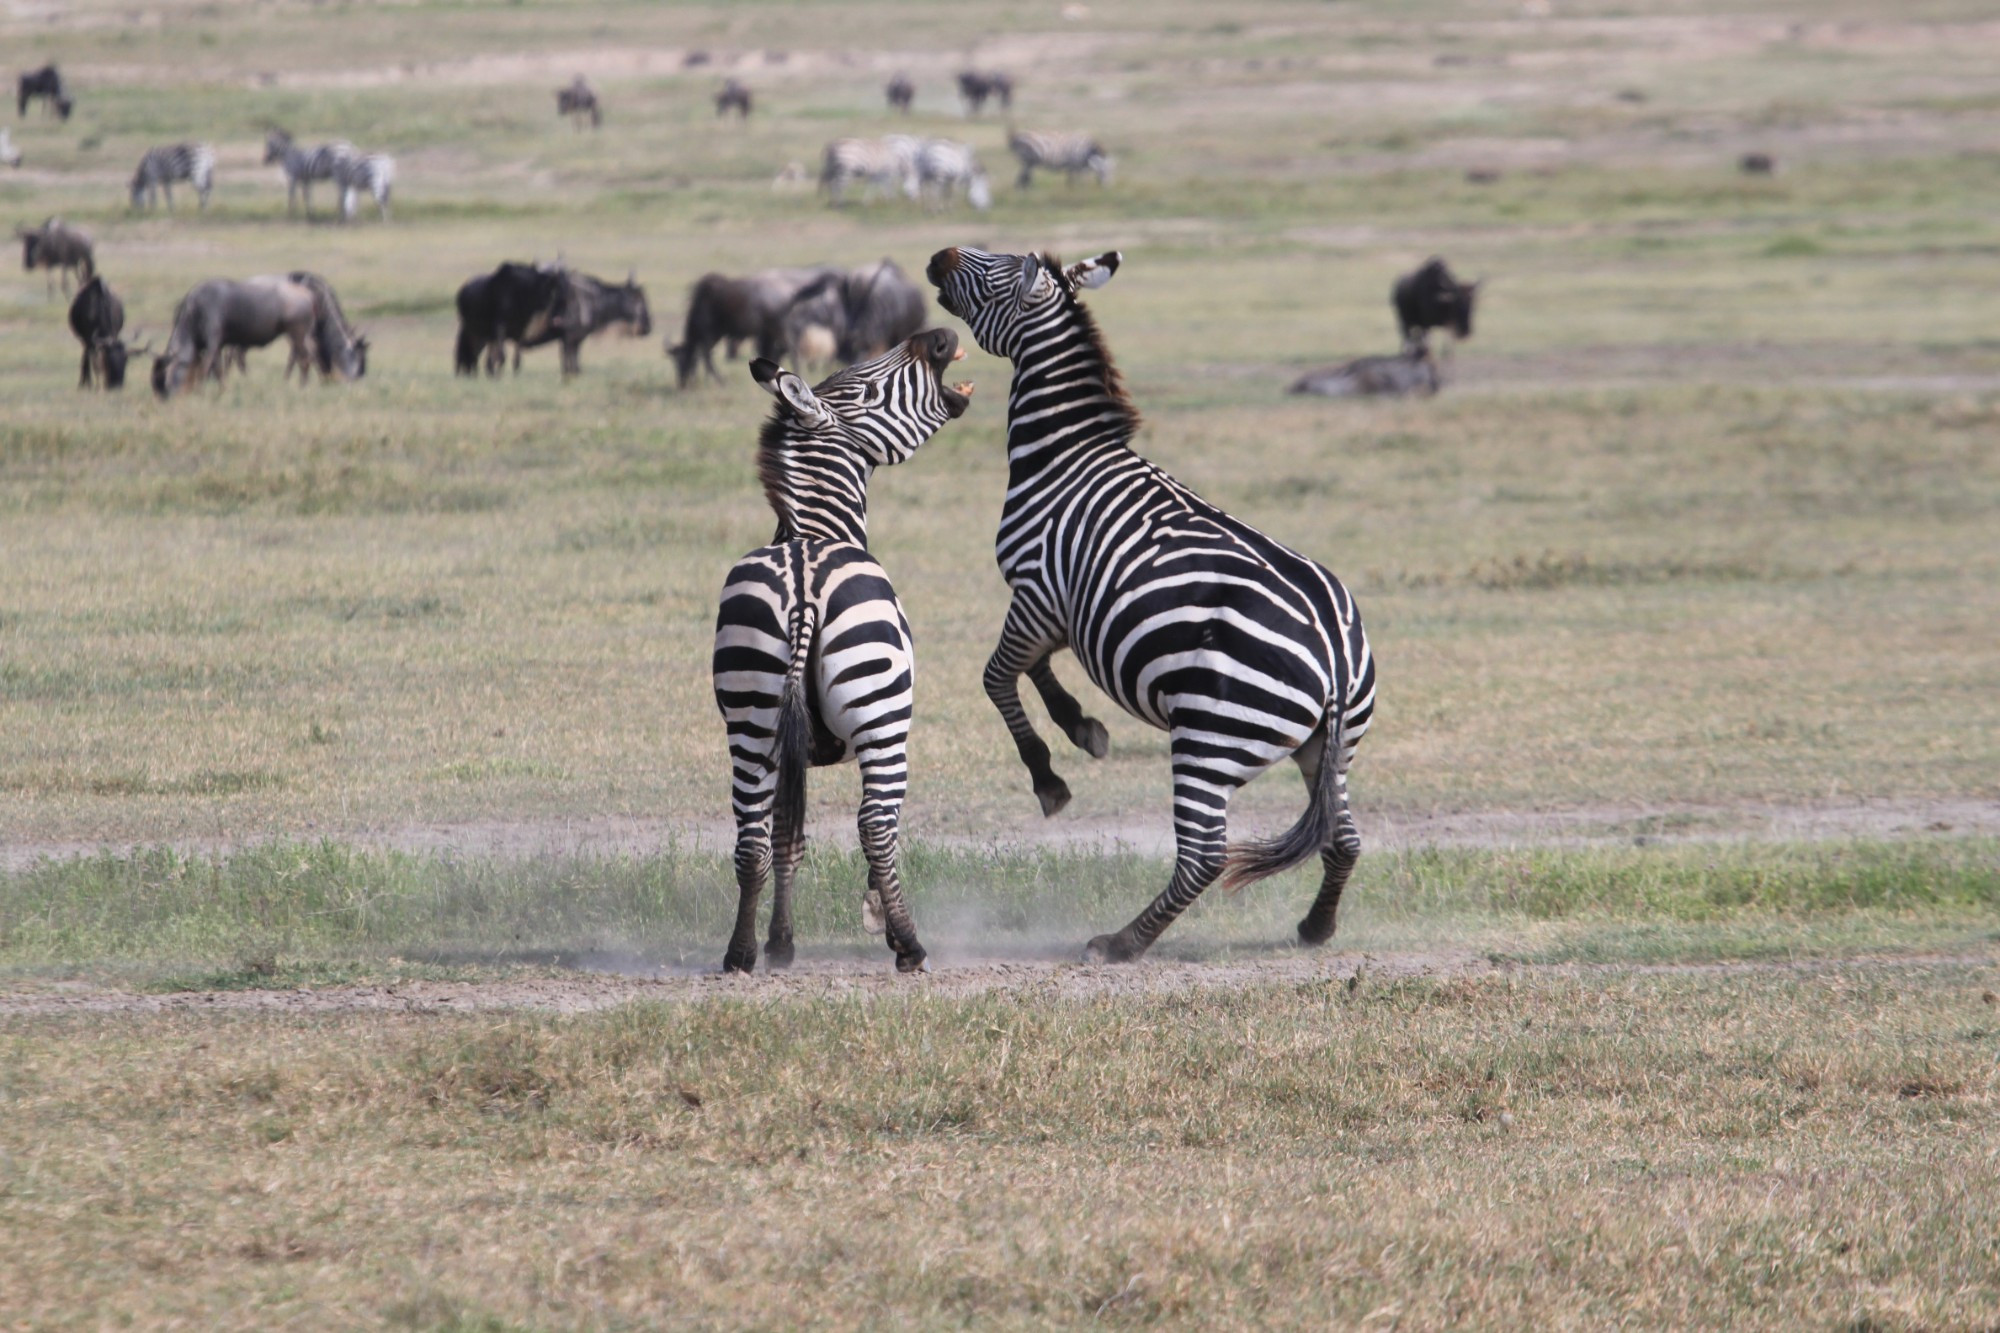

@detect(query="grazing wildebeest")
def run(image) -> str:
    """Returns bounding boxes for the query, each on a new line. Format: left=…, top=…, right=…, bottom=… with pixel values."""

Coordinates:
left=68, top=274, right=145, bottom=390
left=1392, top=256, right=1481, bottom=351
left=556, top=75, right=601, bottom=129
left=716, top=78, right=753, bottom=120
left=0, top=128, right=20, bottom=168
left=287, top=271, right=368, bottom=381
left=130, top=143, right=216, bottom=212
left=18, top=218, right=93, bottom=297
left=152, top=276, right=326, bottom=398
left=1739, top=152, right=1776, bottom=175
left=515, top=269, right=652, bottom=378
left=1288, top=339, right=1439, bottom=399
left=263, top=128, right=356, bottom=218
left=1008, top=129, right=1112, bottom=187
left=453, top=261, right=567, bottom=377
left=668, top=266, right=841, bottom=388
left=885, top=73, right=914, bottom=114
left=783, top=258, right=928, bottom=366
left=957, top=69, right=1013, bottom=115
left=17, top=65, right=70, bottom=120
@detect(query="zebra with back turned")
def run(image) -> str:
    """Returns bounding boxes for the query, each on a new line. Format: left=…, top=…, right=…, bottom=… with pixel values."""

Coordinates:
left=1007, top=129, right=1112, bottom=188
left=335, top=152, right=394, bottom=222
left=264, top=128, right=354, bottom=217
left=712, top=330, right=973, bottom=973
left=917, top=139, right=991, bottom=211
left=819, top=135, right=920, bottom=205
left=130, top=143, right=215, bottom=212
left=927, top=246, right=1376, bottom=964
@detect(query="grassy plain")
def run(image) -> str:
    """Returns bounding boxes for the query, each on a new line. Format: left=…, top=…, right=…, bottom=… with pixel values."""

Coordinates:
left=3, top=0, right=2000, bottom=1326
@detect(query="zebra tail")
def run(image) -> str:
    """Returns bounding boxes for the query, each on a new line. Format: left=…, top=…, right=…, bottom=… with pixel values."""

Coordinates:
left=770, top=602, right=818, bottom=869
left=1220, top=678, right=1347, bottom=892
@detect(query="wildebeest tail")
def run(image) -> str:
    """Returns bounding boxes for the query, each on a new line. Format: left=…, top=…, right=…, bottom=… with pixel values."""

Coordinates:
left=453, top=323, right=480, bottom=376
left=1220, top=661, right=1349, bottom=891
left=770, top=599, right=818, bottom=869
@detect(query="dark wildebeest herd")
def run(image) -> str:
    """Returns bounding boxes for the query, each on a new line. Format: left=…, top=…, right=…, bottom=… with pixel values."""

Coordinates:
left=453, top=261, right=653, bottom=379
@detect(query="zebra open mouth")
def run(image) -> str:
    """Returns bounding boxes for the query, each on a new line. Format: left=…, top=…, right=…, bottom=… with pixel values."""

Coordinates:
left=941, top=378, right=975, bottom=418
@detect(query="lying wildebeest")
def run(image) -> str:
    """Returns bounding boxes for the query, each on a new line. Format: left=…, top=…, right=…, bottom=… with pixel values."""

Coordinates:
left=455, top=261, right=565, bottom=377
left=885, top=73, right=914, bottom=114
left=957, top=69, right=1012, bottom=115
left=1288, top=340, right=1438, bottom=399
left=781, top=258, right=927, bottom=367
left=17, top=65, right=70, bottom=121
left=1392, top=256, right=1480, bottom=350
left=716, top=78, right=752, bottom=120
left=556, top=75, right=601, bottom=129
left=68, top=274, right=147, bottom=390
left=1739, top=151, right=1776, bottom=175
left=18, top=217, right=93, bottom=297
left=667, top=266, right=840, bottom=388
left=152, top=275, right=353, bottom=398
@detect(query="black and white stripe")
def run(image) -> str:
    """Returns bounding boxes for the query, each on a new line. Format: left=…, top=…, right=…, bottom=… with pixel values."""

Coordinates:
left=1007, top=129, right=1112, bottom=187
left=335, top=152, right=394, bottom=222
left=712, top=331, right=971, bottom=974
left=819, top=135, right=920, bottom=205
left=263, top=129, right=356, bottom=217
left=129, top=143, right=215, bottom=211
left=917, top=139, right=992, bottom=211
left=927, top=246, right=1376, bottom=963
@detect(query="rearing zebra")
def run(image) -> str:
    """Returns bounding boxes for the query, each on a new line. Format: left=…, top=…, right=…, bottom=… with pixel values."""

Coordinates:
left=129, top=143, right=215, bottom=212
left=335, top=152, right=394, bottom=222
left=712, top=330, right=973, bottom=973
left=927, top=246, right=1376, bottom=964
left=263, top=128, right=355, bottom=217
left=1007, top=129, right=1112, bottom=188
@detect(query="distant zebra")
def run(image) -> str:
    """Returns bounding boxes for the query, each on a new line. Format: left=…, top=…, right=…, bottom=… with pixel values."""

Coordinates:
left=556, top=75, right=601, bottom=129
left=927, top=246, right=1376, bottom=964
left=129, top=143, right=215, bottom=212
left=263, top=128, right=355, bottom=218
left=17, top=65, right=70, bottom=120
left=1008, top=129, right=1111, bottom=187
left=916, top=139, right=991, bottom=211
left=819, top=135, right=920, bottom=205
left=885, top=73, right=914, bottom=114
left=712, top=330, right=973, bottom=974
left=0, top=128, right=19, bottom=168
left=957, top=70, right=1013, bottom=116
left=335, top=152, right=394, bottom=222
left=716, top=77, right=753, bottom=120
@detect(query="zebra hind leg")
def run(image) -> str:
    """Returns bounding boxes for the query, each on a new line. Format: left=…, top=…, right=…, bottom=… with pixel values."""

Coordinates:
left=724, top=817, right=774, bottom=974
left=857, top=771, right=925, bottom=973
left=1294, top=717, right=1360, bottom=947
left=1027, top=656, right=1109, bottom=759
left=1084, top=747, right=1232, bottom=963
left=762, top=817, right=802, bottom=970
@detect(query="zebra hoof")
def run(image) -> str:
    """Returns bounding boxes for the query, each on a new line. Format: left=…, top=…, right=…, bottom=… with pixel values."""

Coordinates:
left=895, top=946, right=929, bottom=974
left=1073, top=718, right=1110, bottom=759
left=764, top=939, right=795, bottom=971
left=1296, top=916, right=1338, bottom=948
left=1082, top=933, right=1139, bottom=964
left=1035, top=778, right=1072, bottom=818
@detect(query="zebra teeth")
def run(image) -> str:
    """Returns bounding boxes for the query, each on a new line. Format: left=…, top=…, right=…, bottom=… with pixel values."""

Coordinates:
left=951, top=346, right=966, bottom=362
left=952, top=381, right=975, bottom=396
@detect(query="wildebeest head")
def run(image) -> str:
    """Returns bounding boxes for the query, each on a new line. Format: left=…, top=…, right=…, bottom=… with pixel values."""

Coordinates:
left=18, top=225, right=40, bottom=270
left=1445, top=279, right=1481, bottom=338
left=54, top=95, right=72, bottom=121
left=927, top=246, right=1119, bottom=361
left=96, top=333, right=137, bottom=390
left=618, top=272, right=652, bottom=338
left=753, top=327, right=972, bottom=470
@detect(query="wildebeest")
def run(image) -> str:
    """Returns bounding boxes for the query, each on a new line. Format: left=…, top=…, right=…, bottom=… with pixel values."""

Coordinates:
left=152, top=276, right=331, bottom=398
left=716, top=78, right=752, bottom=120
left=287, top=271, right=369, bottom=381
left=0, top=128, right=20, bottom=168
left=522, top=269, right=651, bottom=377
left=1392, top=256, right=1481, bottom=348
left=17, top=65, right=70, bottom=120
left=1739, top=151, right=1776, bottom=175
left=18, top=217, right=93, bottom=297
left=667, top=266, right=841, bottom=388
left=68, top=274, right=146, bottom=390
left=957, top=69, right=1013, bottom=115
left=885, top=73, right=914, bottom=114
left=781, top=258, right=927, bottom=367
left=556, top=75, right=601, bottom=129
left=1288, top=339, right=1439, bottom=399
left=455, top=262, right=649, bottom=378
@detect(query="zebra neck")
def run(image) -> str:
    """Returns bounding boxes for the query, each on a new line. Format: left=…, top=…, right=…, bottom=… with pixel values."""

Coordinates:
left=760, top=435, right=875, bottom=547
left=1005, top=316, right=1139, bottom=471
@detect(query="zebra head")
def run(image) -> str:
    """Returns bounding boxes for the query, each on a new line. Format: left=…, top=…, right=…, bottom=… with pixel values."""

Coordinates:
left=262, top=129, right=292, bottom=165
left=751, top=327, right=973, bottom=467
left=926, top=247, right=1120, bottom=360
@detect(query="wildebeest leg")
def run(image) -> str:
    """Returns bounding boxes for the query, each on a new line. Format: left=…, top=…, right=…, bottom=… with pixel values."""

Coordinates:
left=983, top=596, right=1074, bottom=817
left=703, top=338, right=725, bottom=384
left=1027, top=654, right=1110, bottom=759
left=1084, top=734, right=1237, bottom=964
left=512, top=343, right=522, bottom=376
left=78, top=346, right=93, bottom=389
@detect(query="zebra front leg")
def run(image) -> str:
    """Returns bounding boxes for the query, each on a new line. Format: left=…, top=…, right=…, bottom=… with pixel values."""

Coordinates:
left=1085, top=747, right=1232, bottom=963
left=983, top=608, right=1071, bottom=816
left=857, top=764, right=926, bottom=973
left=1027, top=655, right=1109, bottom=759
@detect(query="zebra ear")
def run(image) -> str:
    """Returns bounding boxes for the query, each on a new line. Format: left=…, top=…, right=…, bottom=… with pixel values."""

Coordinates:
left=752, top=358, right=826, bottom=421
left=1065, top=252, right=1120, bottom=291
left=1013, top=254, right=1048, bottom=311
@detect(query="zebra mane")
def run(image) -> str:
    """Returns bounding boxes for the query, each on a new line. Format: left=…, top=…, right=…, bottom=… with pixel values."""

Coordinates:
left=754, top=411, right=815, bottom=541
left=1040, top=252, right=1141, bottom=432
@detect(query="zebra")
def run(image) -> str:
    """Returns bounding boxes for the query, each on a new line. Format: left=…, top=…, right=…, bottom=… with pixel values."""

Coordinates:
left=555, top=75, right=601, bottom=129
left=129, top=143, right=215, bottom=212
left=335, top=152, right=394, bottom=222
left=916, top=139, right=992, bottom=211
left=711, top=329, right=974, bottom=973
left=819, top=135, right=920, bottom=206
left=263, top=128, right=355, bottom=218
left=926, top=246, right=1376, bottom=964
left=1007, top=129, right=1112, bottom=188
